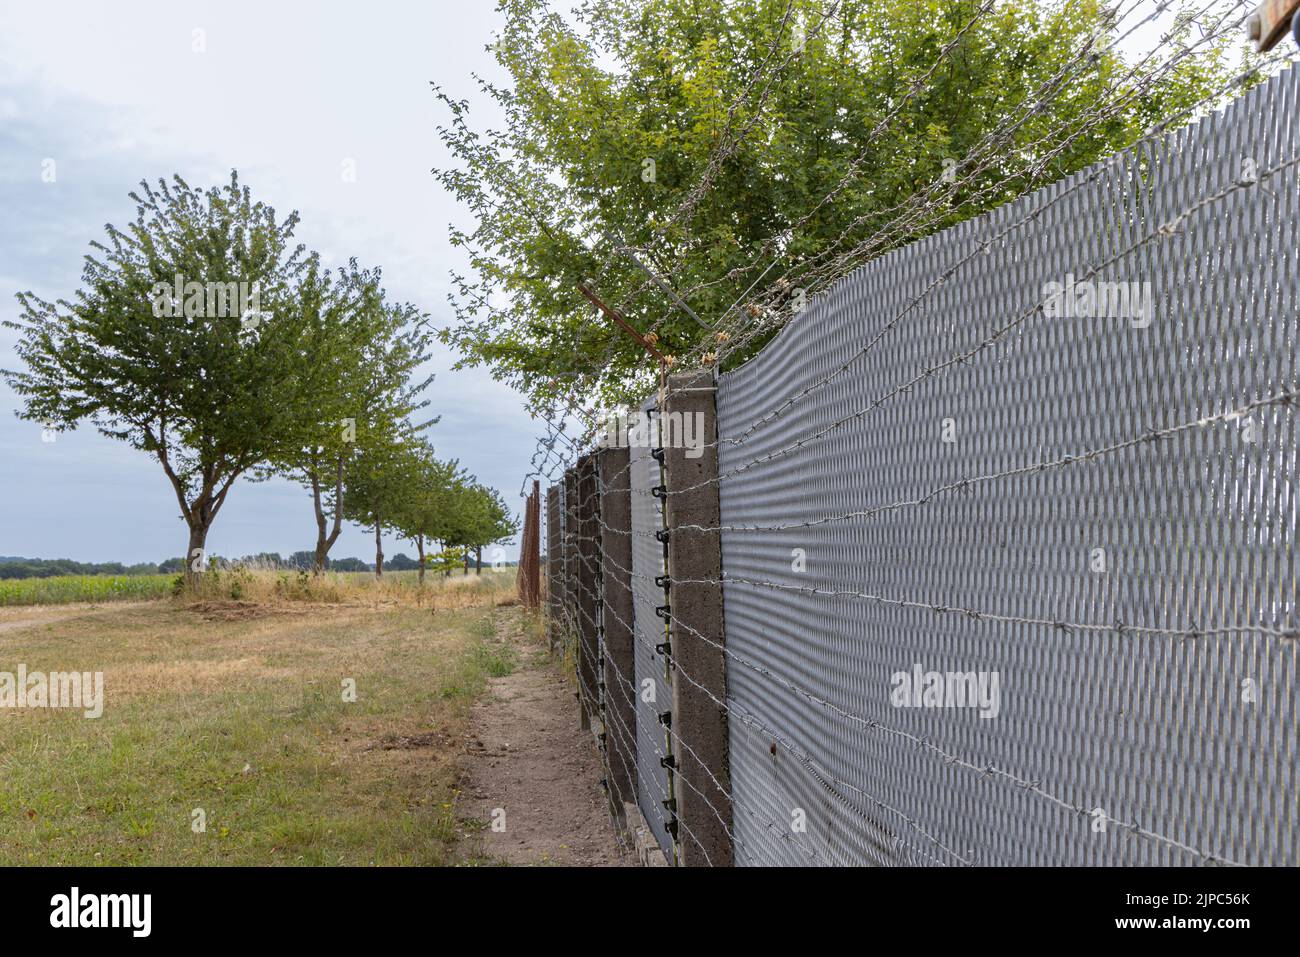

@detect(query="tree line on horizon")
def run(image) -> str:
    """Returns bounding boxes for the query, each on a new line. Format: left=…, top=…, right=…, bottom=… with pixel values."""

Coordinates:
left=3, top=173, right=516, bottom=585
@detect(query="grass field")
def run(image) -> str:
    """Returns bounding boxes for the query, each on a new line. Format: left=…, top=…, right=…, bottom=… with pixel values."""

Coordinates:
left=0, top=570, right=521, bottom=865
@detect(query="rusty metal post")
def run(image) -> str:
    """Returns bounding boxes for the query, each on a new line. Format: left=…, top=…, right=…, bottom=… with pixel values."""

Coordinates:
left=516, top=480, right=541, bottom=609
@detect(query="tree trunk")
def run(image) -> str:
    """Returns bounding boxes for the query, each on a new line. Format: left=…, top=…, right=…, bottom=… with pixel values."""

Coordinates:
left=184, top=522, right=210, bottom=591
left=374, top=520, right=384, bottom=579
left=309, top=454, right=346, bottom=574
left=475, top=545, right=482, bottom=575
left=416, top=534, right=426, bottom=586
left=463, top=549, right=470, bottom=576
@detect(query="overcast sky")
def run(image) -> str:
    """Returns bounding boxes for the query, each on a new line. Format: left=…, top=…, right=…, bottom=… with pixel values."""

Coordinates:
left=0, top=0, right=540, bottom=564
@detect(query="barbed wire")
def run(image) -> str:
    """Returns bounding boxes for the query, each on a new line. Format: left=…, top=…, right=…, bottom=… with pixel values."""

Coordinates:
left=513, top=0, right=1078, bottom=417
left=520, top=1, right=1279, bottom=498
left=570, top=528, right=969, bottom=865
left=558, top=509, right=1256, bottom=865
left=521, top=5, right=1291, bottom=867
left=676, top=383, right=1298, bottom=533
left=564, top=526, right=840, bottom=865
left=661, top=144, right=1300, bottom=497
left=691, top=0, right=1266, bottom=374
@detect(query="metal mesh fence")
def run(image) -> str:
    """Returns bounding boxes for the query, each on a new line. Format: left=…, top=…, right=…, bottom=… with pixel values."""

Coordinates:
left=714, top=66, right=1299, bottom=866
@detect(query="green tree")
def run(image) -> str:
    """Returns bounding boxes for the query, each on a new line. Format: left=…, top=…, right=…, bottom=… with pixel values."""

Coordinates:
left=262, top=258, right=435, bottom=572
left=446, top=480, right=518, bottom=575
left=342, top=429, right=426, bottom=578
left=434, top=0, right=1248, bottom=407
left=3, top=173, right=314, bottom=587
left=426, top=545, right=471, bottom=577
left=394, top=446, right=467, bottom=584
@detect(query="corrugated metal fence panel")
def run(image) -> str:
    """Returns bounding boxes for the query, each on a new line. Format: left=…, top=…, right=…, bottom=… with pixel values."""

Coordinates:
left=715, top=67, right=1299, bottom=866
left=631, top=416, right=676, bottom=857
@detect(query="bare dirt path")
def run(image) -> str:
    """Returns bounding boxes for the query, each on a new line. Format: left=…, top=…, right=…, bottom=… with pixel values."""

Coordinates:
left=455, top=608, right=627, bottom=866
left=0, top=601, right=156, bottom=636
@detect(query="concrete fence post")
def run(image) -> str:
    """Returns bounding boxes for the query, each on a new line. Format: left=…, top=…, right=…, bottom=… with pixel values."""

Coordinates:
left=598, top=446, right=637, bottom=815
left=562, top=468, right=579, bottom=656
left=661, top=370, right=733, bottom=866
left=575, top=454, right=601, bottom=731
left=545, top=484, right=561, bottom=650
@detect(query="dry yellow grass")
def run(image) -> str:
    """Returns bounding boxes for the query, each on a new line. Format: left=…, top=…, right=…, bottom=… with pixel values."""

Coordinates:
left=181, top=564, right=518, bottom=608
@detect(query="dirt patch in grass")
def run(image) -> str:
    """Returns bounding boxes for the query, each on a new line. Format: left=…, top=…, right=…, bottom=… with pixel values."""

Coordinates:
left=0, top=601, right=156, bottom=635
left=366, top=731, right=452, bottom=751
left=183, top=600, right=304, bottom=622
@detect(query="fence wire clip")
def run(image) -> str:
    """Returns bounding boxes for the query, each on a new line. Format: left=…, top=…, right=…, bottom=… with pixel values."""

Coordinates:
left=658, top=710, right=672, bottom=727
left=654, top=604, right=671, bottom=620
left=651, top=485, right=668, bottom=499
left=655, top=640, right=672, bottom=657
left=660, top=754, right=677, bottom=770
left=662, top=797, right=677, bottom=813
left=655, top=574, right=672, bottom=590
left=651, top=447, right=666, bottom=463
left=655, top=528, right=670, bottom=544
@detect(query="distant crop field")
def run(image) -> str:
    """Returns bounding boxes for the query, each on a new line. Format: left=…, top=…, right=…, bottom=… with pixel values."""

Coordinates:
left=0, top=574, right=175, bottom=606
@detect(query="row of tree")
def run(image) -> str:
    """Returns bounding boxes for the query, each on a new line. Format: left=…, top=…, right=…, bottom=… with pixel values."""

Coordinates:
left=0, top=556, right=165, bottom=579
left=344, top=439, right=516, bottom=583
left=3, top=173, right=515, bottom=584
